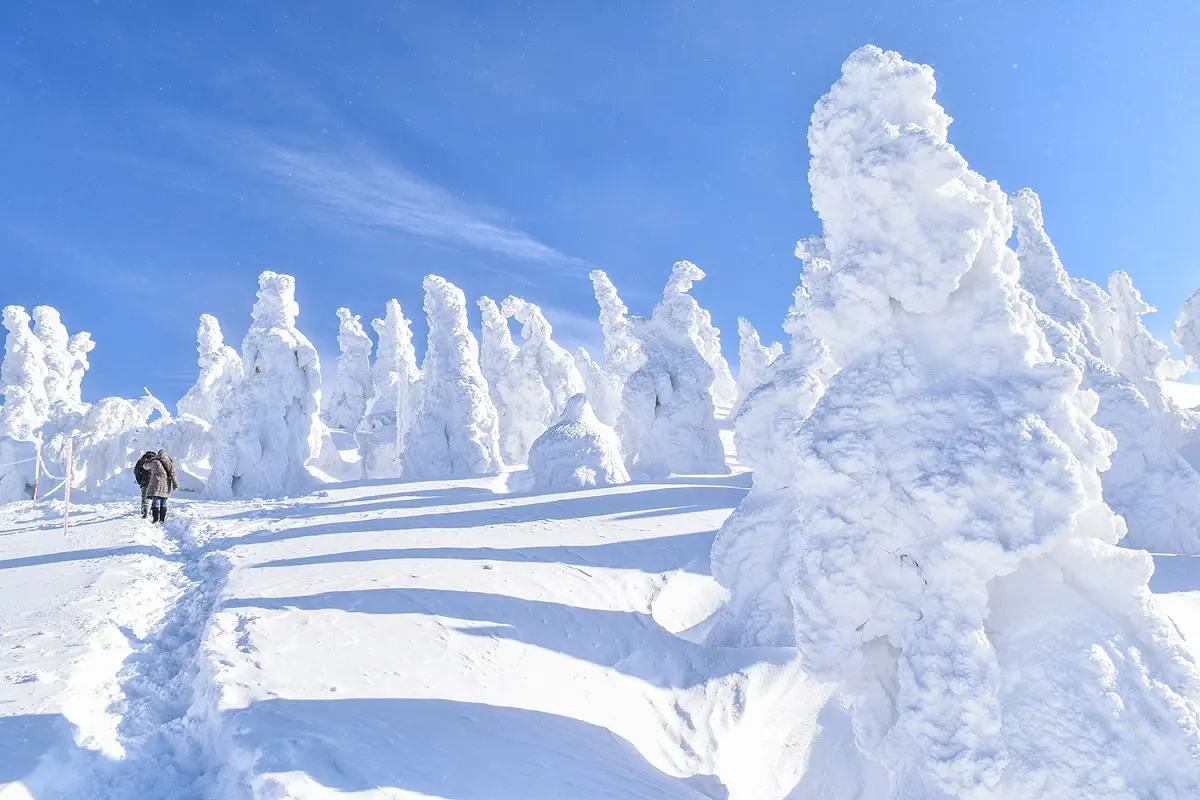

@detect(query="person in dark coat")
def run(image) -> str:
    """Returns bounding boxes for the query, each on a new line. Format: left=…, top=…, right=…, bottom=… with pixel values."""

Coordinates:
left=142, top=449, right=179, bottom=523
left=134, top=450, right=157, bottom=518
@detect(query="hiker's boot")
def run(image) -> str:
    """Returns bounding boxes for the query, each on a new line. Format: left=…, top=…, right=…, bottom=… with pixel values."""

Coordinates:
left=151, top=507, right=161, bottom=524
left=158, top=507, right=167, bottom=523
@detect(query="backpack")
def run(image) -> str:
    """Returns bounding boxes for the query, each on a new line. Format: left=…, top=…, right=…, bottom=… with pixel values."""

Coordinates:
left=133, top=452, right=155, bottom=487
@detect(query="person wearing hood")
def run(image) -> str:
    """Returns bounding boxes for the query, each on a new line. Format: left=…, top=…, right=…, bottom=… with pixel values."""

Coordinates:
left=133, top=450, right=157, bottom=519
left=141, top=449, right=178, bottom=523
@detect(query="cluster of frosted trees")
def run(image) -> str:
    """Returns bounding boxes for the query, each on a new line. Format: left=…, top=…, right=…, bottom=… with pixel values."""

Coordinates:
left=0, top=251, right=772, bottom=500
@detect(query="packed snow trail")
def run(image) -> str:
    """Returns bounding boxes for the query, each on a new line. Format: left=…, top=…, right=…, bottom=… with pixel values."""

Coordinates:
left=0, top=500, right=230, bottom=799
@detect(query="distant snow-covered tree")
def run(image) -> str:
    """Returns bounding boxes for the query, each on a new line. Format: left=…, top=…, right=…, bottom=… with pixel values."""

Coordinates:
left=357, top=299, right=420, bottom=479
left=177, top=314, right=244, bottom=425
left=0, top=306, right=49, bottom=501
left=1174, top=289, right=1200, bottom=369
left=32, top=306, right=81, bottom=412
left=322, top=307, right=374, bottom=432
left=503, top=296, right=586, bottom=419
left=734, top=317, right=782, bottom=413
left=528, top=394, right=629, bottom=491
left=578, top=270, right=644, bottom=427
left=209, top=271, right=323, bottom=498
left=618, top=262, right=727, bottom=478
left=658, top=262, right=737, bottom=413
left=402, top=276, right=502, bottom=478
left=477, top=296, right=524, bottom=465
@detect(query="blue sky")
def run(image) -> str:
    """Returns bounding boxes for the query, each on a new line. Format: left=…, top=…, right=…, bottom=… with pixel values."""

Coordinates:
left=3, top=1, right=1199, bottom=404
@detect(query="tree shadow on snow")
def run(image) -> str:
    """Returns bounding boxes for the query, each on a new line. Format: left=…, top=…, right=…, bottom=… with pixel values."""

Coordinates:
left=0, top=713, right=73, bottom=784
left=213, top=485, right=499, bottom=522
left=253, top=529, right=717, bottom=576
left=222, top=587, right=786, bottom=689
left=0, top=544, right=171, bottom=572
left=225, top=697, right=726, bottom=799
left=205, top=485, right=746, bottom=553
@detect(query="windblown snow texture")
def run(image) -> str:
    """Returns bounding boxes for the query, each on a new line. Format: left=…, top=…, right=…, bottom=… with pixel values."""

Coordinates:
left=710, top=45, right=1200, bottom=798
left=208, top=271, right=324, bottom=498
left=357, top=299, right=420, bottom=479
left=527, top=394, right=630, bottom=491
left=618, top=262, right=727, bottom=479
left=177, top=314, right=243, bottom=426
left=402, top=275, right=502, bottom=479
left=322, top=308, right=374, bottom=432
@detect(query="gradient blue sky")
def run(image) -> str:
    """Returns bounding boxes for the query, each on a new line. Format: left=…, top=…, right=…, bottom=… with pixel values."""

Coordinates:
left=3, top=1, right=1198, bottom=404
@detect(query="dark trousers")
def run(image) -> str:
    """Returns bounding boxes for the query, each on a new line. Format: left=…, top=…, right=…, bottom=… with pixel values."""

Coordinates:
left=141, top=488, right=150, bottom=516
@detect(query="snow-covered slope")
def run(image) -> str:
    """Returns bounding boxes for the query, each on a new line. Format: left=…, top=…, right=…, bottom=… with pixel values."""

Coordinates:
left=0, top=467, right=899, bottom=799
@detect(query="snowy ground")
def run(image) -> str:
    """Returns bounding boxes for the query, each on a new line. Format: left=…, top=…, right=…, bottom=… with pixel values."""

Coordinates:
left=0, top=463, right=893, bottom=800
left=3, top=464, right=1198, bottom=798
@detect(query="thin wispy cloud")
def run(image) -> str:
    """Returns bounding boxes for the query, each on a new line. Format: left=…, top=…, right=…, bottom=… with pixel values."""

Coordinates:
left=251, top=139, right=582, bottom=267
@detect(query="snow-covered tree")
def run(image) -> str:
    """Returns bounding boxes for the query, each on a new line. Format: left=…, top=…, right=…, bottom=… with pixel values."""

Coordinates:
left=402, top=276, right=502, bottom=478
left=65, top=332, right=94, bottom=409
left=177, top=314, right=244, bottom=425
left=618, top=262, right=727, bottom=478
left=32, top=306, right=81, bottom=412
left=577, top=270, right=646, bottom=427
left=1174, top=288, right=1200, bottom=369
left=657, top=262, right=738, bottom=413
left=1013, top=189, right=1200, bottom=555
left=0, top=306, right=49, bottom=501
left=1108, top=270, right=1189, bottom=418
left=710, top=46, right=1200, bottom=797
left=357, top=299, right=420, bottom=478
left=477, top=296, right=525, bottom=465
left=528, top=394, right=629, bottom=491
left=322, top=307, right=374, bottom=432
left=503, top=296, right=586, bottom=420
left=734, top=317, right=782, bottom=413
left=209, top=271, right=323, bottom=498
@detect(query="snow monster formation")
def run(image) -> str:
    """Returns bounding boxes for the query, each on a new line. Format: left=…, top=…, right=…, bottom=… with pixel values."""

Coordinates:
left=710, top=46, right=1200, bottom=798
left=209, top=271, right=324, bottom=498
left=357, top=299, right=421, bottom=479
left=0, top=306, right=49, bottom=501
left=734, top=317, right=783, bottom=414
left=527, top=393, right=629, bottom=491
left=1011, top=188, right=1200, bottom=555
left=177, top=314, right=244, bottom=425
left=618, top=261, right=727, bottom=478
left=322, top=307, right=374, bottom=432
left=402, top=276, right=502, bottom=479
left=576, top=269, right=645, bottom=427
left=478, top=295, right=547, bottom=465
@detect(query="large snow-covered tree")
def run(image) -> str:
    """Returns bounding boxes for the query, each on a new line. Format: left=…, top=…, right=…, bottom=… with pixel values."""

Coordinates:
left=1174, top=288, right=1200, bottom=369
left=657, top=261, right=738, bottom=413
left=322, top=307, right=374, bottom=432
left=357, top=299, right=420, bottom=479
left=710, top=46, right=1200, bottom=797
left=177, top=314, right=244, bottom=425
left=209, top=271, right=324, bottom=498
left=402, top=276, right=502, bottom=478
left=618, top=262, right=727, bottom=478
